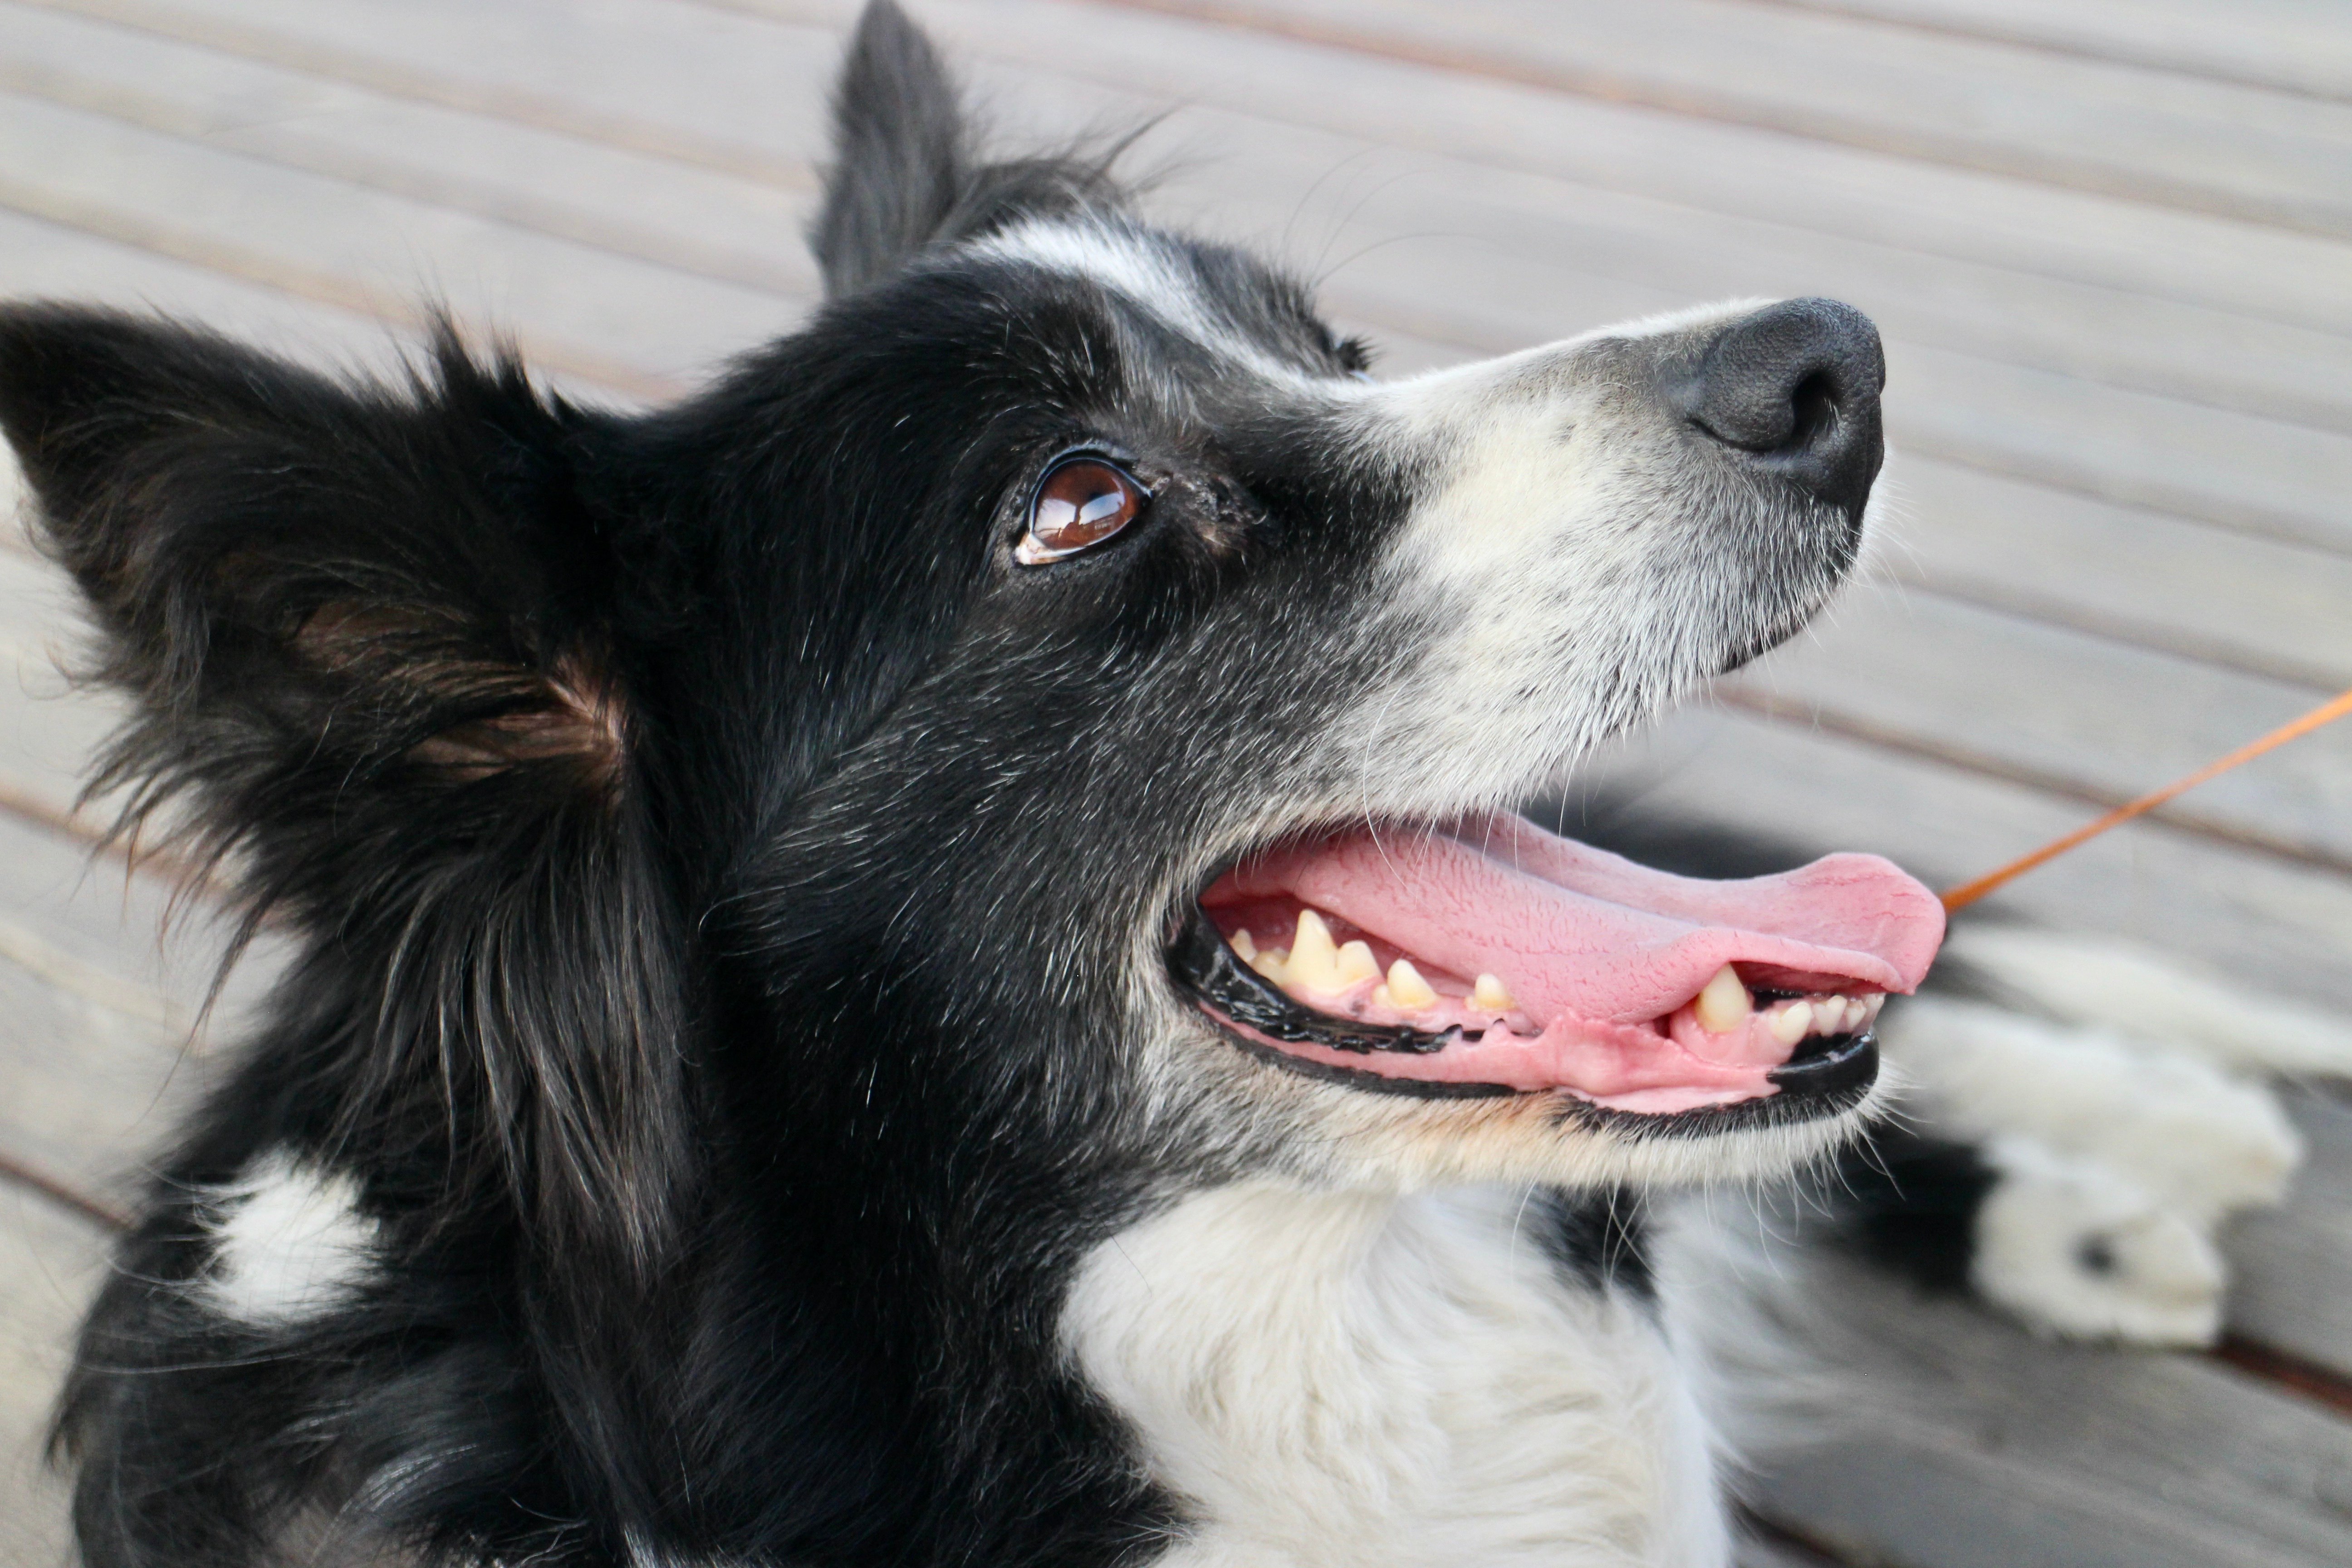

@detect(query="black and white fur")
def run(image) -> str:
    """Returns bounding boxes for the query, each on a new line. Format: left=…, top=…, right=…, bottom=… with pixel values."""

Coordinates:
left=0, top=6, right=1910, bottom=1565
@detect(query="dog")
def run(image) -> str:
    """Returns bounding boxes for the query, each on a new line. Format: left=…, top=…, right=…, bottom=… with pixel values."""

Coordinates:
left=0, top=4, right=1950, bottom=1564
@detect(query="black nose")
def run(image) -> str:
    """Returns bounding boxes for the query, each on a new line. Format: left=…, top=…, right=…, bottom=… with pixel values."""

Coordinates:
left=1667, top=298, right=1885, bottom=515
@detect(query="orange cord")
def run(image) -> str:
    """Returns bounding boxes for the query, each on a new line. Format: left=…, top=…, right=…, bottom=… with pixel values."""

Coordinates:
left=1940, top=684, right=2352, bottom=914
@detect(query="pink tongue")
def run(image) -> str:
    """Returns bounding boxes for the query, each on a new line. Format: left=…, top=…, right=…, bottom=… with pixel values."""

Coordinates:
left=1223, top=815, right=1944, bottom=1024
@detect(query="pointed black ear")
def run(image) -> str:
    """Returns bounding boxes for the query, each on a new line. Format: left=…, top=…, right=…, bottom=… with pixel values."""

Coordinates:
left=0, top=302, right=693, bottom=1278
left=811, top=0, right=1133, bottom=297
left=812, top=0, right=969, bottom=297
left=0, top=303, right=630, bottom=824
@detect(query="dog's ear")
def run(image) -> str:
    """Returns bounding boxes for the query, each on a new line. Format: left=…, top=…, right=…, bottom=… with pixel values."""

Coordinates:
left=812, top=0, right=1130, bottom=296
left=0, top=302, right=692, bottom=1276
left=813, top=0, right=968, bottom=297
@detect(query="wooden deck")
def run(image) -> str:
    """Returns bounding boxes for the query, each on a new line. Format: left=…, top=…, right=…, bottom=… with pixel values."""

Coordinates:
left=1, top=0, right=2349, bottom=1561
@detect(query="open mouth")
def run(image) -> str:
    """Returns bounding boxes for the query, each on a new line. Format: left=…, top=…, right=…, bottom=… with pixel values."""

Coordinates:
left=1170, top=814, right=1944, bottom=1122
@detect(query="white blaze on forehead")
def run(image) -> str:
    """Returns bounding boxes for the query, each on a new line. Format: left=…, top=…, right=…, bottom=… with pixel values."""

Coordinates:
left=962, top=218, right=1309, bottom=381
left=202, top=1149, right=379, bottom=1325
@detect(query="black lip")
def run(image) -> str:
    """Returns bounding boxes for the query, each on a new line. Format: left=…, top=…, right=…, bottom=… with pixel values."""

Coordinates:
left=1168, top=903, right=1879, bottom=1133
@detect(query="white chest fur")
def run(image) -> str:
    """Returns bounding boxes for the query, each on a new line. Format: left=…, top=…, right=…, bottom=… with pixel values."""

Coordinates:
left=1062, top=1184, right=1729, bottom=1568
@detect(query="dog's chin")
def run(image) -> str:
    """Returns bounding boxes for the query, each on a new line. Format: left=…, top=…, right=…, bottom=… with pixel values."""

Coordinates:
left=1310, top=1077, right=1893, bottom=1193
left=1154, top=808, right=1941, bottom=1189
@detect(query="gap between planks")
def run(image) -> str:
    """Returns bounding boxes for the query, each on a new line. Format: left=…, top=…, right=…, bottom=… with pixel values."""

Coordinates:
left=1039, top=0, right=2352, bottom=244
left=1736, top=0, right=2352, bottom=107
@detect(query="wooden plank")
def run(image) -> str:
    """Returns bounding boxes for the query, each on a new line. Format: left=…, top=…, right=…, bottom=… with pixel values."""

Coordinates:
left=0, top=1191, right=107, bottom=1568
left=1561, top=707, right=2352, bottom=1014
left=0, top=798, right=260, bottom=1219
left=1078, top=0, right=2352, bottom=240
left=1879, top=458, right=2352, bottom=694
left=0, top=204, right=407, bottom=377
left=1884, top=339, right=2352, bottom=557
left=1761, top=0, right=2352, bottom=102
left=0, top=543, right=124, bottom=830
left=0, top=1, right=820, bottom=299
left=25, top=0, right=2352, bottom=445
left=867, top=0, right=2352, bottom=338
left=17, top=0, right=842, bottom=182
left=2228, top=1087, right=2352, bottom=1378
left=0, top=87, right=793, bottom=394
left=1720, top=1244, right=2352, bottom=1568
left=0, top=820, right=207, bottom=1214
left=1721, top=584, right=2352, bottom=871
left=1733, top=1536, right=1844, bottom=1568
left=83, top=0, right=2352, bottom=342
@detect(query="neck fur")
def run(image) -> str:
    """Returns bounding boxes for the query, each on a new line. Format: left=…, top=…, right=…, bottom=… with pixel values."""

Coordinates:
left=1061, top=1181, right=1730, bottom=1568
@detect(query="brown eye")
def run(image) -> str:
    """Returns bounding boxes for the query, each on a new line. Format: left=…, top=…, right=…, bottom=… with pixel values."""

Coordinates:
left=1014, top=459, right=1148, bottom=565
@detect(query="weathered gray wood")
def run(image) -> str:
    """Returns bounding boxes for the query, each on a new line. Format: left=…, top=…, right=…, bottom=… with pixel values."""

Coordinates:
left=0, top=812, right=248, bottom=1211
left=2227, top=1087, right=2352, bottom=1378
left=23, top=0, right=2352, bottom=445
left=1095, top=0, right=2352, bottom=239
left=0, top=202, right=406, bottom=378
left=1764, top=0, right=2352, bottom=101
left=1730, top=1247, right=2352, bottom=1568
left=0, top=542, right=123, bottom=830
left=0, top=1, right=821, bottom=299
left=0, top=86, right=791, bottom=394
left=860, top=0, right=2352, bottom=337
left=83, top=0, right=2352, bottom=338
left=1732, top=1537, right=1841, bottom=1568
left=1565, top=708, right=2352, bottom=1015
left=0, top=1191, right=107, bottom=1568
left=1720, top=583, right=2352, bottom=870
left=1881, top=457, right=2352, bottom=693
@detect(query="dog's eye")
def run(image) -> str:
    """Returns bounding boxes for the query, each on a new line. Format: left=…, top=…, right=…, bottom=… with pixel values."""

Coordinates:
left=1015, top=459, right=1149, bottom=565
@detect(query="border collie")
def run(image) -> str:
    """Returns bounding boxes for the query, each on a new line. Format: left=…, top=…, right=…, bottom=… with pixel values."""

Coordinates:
left=0, top=5, right=1945, bottom=1563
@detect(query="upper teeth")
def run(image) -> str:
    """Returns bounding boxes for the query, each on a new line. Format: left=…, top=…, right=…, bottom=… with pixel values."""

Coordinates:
left=1695, top=965, right=1753, bottom=1034
left=1239, top=910, right=1382, bottom=997
left=1226, top=917, right=1887, bottom=1043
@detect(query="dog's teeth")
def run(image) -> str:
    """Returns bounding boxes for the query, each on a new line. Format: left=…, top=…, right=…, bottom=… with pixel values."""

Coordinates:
left=1251, top=948, right=1288, bottom=980
left=1371, top=983, right=1395, bottom=1009
left=1819, top=993, right=1847, bottom=1033
left=1230, top=928, right=1256, bottom=961
left=1693, top=964, right=1753, bottom=1034
left=1386, top=959, right=1438, bottom=1010
left=1471, top=973, right=1514, bottom=1012
left=1286, top=910, right=1345, bottom=993
left=1859, top=993, right=1885, bottom=1027
left=1769, top=1001, right=1814, bottom=1045
left=1336, top=940, right=1381, bottom=987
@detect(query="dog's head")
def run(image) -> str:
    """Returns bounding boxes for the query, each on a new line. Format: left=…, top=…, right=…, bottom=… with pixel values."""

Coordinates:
left=0, top=2, right=1940, bottom=1264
